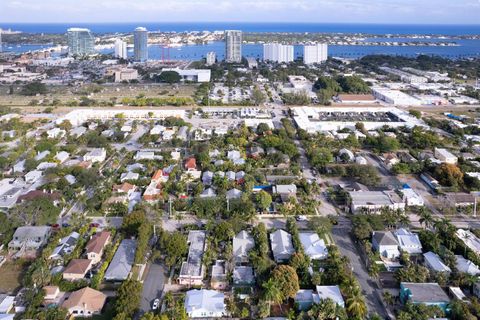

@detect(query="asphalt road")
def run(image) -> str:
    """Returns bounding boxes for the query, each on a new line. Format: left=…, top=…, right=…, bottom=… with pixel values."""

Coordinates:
left=140, top=262, right=166, bottom=314
left=332, top=216, right=388, bottom=319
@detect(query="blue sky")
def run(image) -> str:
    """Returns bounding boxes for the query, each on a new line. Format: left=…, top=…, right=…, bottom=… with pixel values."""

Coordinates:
left=1, top=0, right=480, bottom=24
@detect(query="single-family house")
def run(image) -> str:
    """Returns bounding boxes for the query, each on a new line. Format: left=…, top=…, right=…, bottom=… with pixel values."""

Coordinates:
left=104, top=239, right=137, bottom=281
left=299, top=232, right=328, bottom=260
left=62, top=287, right=106, bottom=317
left=400, top=282, right=450, bottom=312
left=211, top=260, right=228, bottom=290
left=395, top=228, right=423, bottom=255
left=179, top=231, right=207, bottom=286
left=423, top=251, right=451, bottom=273
left=270, top=229, right=295, bottom=263
left=83, top=148, right=107, bottom=163
left=455, top=255, right=480, bottom=275
left=233, top=231, right=254, bottom=264
left=372, top=231, right=400, bottom=260
left=184, top=289, right=226, bottom=318
left=8, top=226, right=51, bottom=253
left=233, top=266, right=255, bottom=286
left=49, top=231, right=80, bottom=261
left=63, top=259, right=93, bottom=281
left=85, top=231, right=111, bottom=264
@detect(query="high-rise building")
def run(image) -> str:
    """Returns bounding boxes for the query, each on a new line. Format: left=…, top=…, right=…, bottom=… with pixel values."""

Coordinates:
left=206, top=51, right=216, bottom=66
left=114, top=39, right=128, bottom=59
left=134, top=27, right=148, bottom=62
left=263, top=43, right=294, bottom=63
left=303, top=43, right=328, bottom=65
left=225, top=30, right=242, bottom=63
left=67, top=28, right=95, bottom=56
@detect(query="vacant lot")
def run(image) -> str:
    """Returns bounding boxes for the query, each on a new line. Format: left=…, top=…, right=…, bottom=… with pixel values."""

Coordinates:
left=0, top=260, right=28, bottom=293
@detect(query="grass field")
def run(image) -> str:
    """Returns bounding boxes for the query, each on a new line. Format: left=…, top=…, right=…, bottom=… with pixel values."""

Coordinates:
left=0, top=83, right=198, bottom=108
left=0, top=260, right=28, bottom=293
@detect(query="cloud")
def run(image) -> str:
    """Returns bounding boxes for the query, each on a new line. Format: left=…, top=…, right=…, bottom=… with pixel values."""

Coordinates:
left=0, top=0, right=479, bottom=24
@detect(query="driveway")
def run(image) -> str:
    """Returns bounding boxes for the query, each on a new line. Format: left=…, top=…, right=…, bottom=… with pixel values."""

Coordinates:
left=140, top=262, right=166, bottom=314
left=332, top=216, right=388, bottom=318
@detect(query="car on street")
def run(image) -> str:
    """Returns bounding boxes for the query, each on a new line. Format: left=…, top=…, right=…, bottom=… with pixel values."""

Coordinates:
left=295, top=215, right=308, bottom=222
left=152, top=298, right=160, bottom=310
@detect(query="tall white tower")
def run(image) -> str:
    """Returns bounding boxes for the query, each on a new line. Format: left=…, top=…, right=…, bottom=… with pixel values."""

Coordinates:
left=114, top=38, right=128, bottom=59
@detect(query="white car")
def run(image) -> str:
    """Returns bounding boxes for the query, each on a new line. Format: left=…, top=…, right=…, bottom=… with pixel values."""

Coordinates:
left=152, top=298, right=160, bottom=310
left=295, top=215, right=308, bottom=222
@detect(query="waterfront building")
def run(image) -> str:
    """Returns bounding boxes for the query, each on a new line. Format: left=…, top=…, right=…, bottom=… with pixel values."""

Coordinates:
left=67, top=28, right=95, bottom=56
left=263, top=43, right=294, bottom=63
left=225, top=30, right=242, bottom=63
left=206, top=51, right=216, bottom=65
left=114, top=39, right=127, bottom=59
left=134, top=27, right=148, bottom=62
left=303, top=43, right=328, bottom=65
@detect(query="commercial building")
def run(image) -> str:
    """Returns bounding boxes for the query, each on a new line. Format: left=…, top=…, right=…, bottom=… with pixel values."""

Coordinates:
left=56, top=109, right=186, bottom=126
left=349, top=190, right=406, bottom=213
left=67, top=28, right=95, bottom=57
left=372, top=88, right=422, bottom=106
left=303, top=43, right=328, bottom=65
left=206, top=51, right=216, bottom=66
left=114, top=68, right=138, bottom=83
left=161, top=68, right=211, bottom=83
left=263, top=43, right=294, bottom=63
left=291, top=106, right=426, bottom=133
left=379, top=67, right=428, bottom=84
left=225, top=30, right=242, bottom=63
left=133, top=27, right=148, bottom=62
left=114, top=39, right=127, bottom=59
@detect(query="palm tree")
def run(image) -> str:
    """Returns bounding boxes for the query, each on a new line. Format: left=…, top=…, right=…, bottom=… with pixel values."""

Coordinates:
left=346, top=290, right=368, bottom=320
left=262, top=279, right=282, bottom=311
left=418, top=207, right=434, bottom=229
left=382, top=291, right=395, bottom=306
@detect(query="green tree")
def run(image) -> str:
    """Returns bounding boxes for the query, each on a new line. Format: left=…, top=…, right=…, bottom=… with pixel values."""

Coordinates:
left=114, top=280, right=142, bottom=316
left=160, top=231, right=188, bottom=267
left=251, top=88, right=266, bottom=106
left=157, top=71, right=181, bottom=84
left=270, top=265, right=300, bottom=301
left=256, top=190, right=272, bottom=211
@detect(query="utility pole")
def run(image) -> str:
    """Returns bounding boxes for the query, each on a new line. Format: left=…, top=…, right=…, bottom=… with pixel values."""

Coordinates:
left=227, top=198, right=230, bottom=212
left=474, top=197, right=477, bottom=218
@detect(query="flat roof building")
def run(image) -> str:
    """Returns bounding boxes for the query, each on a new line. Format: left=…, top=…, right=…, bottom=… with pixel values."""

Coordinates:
left=179, top=231, right=207, bottom=286
left=349, top=190, right=405, bottom=214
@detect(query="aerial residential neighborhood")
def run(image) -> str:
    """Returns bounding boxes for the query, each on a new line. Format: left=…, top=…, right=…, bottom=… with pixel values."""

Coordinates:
left=1, top=3, right=480, bottom=320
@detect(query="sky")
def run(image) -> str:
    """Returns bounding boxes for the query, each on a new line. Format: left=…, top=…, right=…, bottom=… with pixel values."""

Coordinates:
left=1, top=0, right=480, bottom=24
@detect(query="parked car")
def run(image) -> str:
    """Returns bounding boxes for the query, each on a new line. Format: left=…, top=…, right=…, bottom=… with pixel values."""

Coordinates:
left=152, top=298, right=160, bottom=310
left=295, top=215, right=308, bottom=222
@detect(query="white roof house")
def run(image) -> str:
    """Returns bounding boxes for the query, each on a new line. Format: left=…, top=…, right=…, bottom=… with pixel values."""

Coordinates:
left=120, top=172, right=140, bottom=182
left=25, top=170, right=43, bottom=184
left=401, top=186, right=424, bottom=207
left=134, top=151, right=155, bottom=161
left=395, top=228, right=423, bottom=255
left=456, top=229, right=480, bottom=254
left=200, top=188, right=217, bottom=198
left=83, top=148, right=107, bottom=163
left=299, top=232, right=328, bottom=260
left=184, top=289, right=226, bottom=318
left=455, top=255, right=480, bottom=275
left=55, top=151, right=70, bottom=164
left=226, top=188, right=242, bottom=200
left=372, top=231, right=400, bottom=260
left=233, top=231, right=255, bottom=263
left=0, top=295, right=15, bottom=314
left=70, top=126, right=87, bottom=138
left=434, top=148, right=458, bottom=164
left=423, top=251, right=451, bottom=273
left=150, top=125, right=166, bottom=135
left=8, top=226, right=51, bottom=252
left=315, top=285, right=345, bottom=308
left=120, top=125, right=132, bottom=133
left=49, top=231, right=80, bottom=261
left=35, top=150, right=50, bottom=161
left=47, top=127, right=66, bottom=139
left=270, top=229, right=295, bottom=262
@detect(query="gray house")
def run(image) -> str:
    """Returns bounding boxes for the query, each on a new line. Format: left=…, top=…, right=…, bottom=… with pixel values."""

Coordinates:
left=270, top=229, right=295, bottom=263
left=104, top=239, right=137, bottom=281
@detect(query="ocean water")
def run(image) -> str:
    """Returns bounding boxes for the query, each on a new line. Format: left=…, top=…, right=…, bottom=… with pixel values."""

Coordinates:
left=1, top=22, right=480, bottom=35
left=1, top=23, right=480, bottom=59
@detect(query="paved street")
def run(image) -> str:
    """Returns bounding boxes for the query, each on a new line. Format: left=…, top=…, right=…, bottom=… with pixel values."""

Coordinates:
left=332, top=216, right=388, bottom=319
left=140, top=262, right=166, bottom=314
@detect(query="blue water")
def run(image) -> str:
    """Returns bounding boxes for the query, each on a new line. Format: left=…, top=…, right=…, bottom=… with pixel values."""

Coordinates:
left=1, top=23, right=480, bottom=59
left=1, top=22, right=480, bottom=35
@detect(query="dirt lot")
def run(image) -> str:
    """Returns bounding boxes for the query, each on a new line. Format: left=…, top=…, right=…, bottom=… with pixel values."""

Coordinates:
left=0, top=260, right=29, bottom=293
